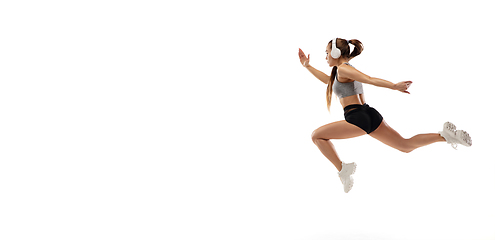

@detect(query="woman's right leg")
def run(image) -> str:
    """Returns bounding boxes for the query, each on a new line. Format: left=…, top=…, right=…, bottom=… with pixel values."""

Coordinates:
left=311, top=120, right=367, bottom=171
left=369, top=120, right=446, bottom=153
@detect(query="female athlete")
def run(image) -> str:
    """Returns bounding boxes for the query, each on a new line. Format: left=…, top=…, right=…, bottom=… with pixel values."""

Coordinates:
left=298, top=38, right=472, bottom=193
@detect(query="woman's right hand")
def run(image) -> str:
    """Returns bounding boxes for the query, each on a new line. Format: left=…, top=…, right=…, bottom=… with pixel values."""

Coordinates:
left=298, top=48, right=310, bottom=67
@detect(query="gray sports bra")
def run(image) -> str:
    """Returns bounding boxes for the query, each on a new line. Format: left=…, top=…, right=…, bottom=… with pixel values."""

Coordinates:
left=333, top=63, right=364, bottom=98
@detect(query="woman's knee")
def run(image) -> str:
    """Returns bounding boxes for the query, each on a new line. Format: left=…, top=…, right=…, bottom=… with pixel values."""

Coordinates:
left=311, top=130, right=318, bottom=143
left=311, top=130, right=326, bottom=144
left=398, top=147, right=413, bottom=153
left=396, top=139, right=414, bottom=153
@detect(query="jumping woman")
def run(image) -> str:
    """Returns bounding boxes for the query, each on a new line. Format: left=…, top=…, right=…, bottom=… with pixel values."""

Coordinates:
left=298, top=38, right=472, bottom=193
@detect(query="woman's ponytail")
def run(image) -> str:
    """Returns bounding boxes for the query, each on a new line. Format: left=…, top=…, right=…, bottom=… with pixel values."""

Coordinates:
left=326, top=66, right=338, bottom=111
left=348, top=39, right=363, bottom=59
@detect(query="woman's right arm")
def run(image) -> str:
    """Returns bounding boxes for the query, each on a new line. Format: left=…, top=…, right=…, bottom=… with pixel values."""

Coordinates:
left=305, top=65, right=330, bottom=84
left=298, top=48, right=330, bottom=84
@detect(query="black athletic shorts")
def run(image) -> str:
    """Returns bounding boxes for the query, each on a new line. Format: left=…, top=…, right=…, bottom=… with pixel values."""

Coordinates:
left=344, top=104, right=383, bottom=134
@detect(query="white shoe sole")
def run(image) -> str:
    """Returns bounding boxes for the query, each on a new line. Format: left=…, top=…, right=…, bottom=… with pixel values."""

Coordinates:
left=456, top=130, right=472, bottom=147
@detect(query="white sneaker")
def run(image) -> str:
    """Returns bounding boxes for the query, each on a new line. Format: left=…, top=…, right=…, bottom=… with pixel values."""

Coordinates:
left=439, top=122, right=472, bottom=149
left=338, top=162, right=356, bottom=193
left=456, top=130, right=472, bottom=147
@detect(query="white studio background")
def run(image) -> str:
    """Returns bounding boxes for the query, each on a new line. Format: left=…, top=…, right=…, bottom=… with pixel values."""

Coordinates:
left=0, top=0, right=494, bottom=240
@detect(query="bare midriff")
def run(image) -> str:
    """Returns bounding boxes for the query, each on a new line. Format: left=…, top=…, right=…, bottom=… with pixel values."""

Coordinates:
left=339, top=94, right=366, bottom=108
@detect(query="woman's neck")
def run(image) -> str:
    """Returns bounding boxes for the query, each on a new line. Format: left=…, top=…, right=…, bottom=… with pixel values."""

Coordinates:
left=336, top=58, right=349, bottom=67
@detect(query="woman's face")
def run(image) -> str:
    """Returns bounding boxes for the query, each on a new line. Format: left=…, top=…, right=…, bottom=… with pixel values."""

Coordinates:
left=326, top=44, right=338, bottom=67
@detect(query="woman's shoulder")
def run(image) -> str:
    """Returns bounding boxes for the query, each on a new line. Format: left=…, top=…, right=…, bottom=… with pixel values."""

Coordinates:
left=337, top=63, right=357, bottom=76
left=337, top=62, right=372, bottom=84
left=336, top=63, right=357, bottom=83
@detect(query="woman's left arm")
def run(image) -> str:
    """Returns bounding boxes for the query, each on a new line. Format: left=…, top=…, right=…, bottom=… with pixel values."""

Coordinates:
left=338, top=65, right=412, bottom=94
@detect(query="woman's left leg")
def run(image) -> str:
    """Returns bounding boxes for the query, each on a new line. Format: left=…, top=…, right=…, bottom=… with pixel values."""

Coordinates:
left=312, top=120, right=367, bottom=171
left=369, top=120, right=446, bottom=153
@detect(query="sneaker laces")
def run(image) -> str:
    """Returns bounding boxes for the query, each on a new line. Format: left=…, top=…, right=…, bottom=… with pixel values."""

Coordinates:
left=439, top=130, right=458, bottom=150
left=450, top=142, right=458, bottom=150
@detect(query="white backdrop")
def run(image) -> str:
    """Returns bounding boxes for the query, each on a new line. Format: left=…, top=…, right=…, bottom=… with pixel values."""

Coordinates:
left=1, top=0, right=494, bottom=240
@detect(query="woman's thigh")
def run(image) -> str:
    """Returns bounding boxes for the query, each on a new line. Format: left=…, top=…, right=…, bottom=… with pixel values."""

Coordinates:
left=312, top=120, right=367, bottom=140
left=368, top=120, right=408, bottom=150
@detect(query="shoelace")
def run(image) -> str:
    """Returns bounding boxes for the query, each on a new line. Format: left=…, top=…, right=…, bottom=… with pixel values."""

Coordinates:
left=450, top=142, right=458, bottom=150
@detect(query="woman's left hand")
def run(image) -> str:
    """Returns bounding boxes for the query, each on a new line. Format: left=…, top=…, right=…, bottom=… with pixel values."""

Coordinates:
left=394, top=81, right=412, bottom=94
